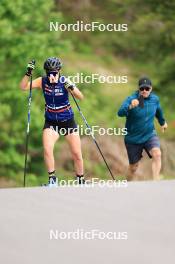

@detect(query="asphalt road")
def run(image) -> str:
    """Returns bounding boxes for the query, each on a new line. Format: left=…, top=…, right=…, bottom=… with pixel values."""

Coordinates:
left=0, top=180, right=174, bottom=264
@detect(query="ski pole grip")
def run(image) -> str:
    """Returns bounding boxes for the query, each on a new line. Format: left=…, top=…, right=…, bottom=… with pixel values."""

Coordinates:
left=139, top=95, right=144, bottom=108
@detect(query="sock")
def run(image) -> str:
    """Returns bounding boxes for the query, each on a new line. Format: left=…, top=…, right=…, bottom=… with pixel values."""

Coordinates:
left=76, top=175, right=85, bottom=184
left=48, top=171, right=56, bottom=184
left=48, top=170, right=55, bottom=176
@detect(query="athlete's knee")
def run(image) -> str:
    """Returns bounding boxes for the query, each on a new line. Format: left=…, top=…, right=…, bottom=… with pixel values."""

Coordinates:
left=152, top=149, right=161, bottom=160
left=129, top=162, right=139, bottom=173
left=43, top=145, right=54, bottom=157
left=72, top=151, right=83, bottom=162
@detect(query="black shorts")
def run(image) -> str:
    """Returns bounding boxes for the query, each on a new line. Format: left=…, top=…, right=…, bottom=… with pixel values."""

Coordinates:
left=125, top=136, right=160, bottom=164
left=43, top=117, right=78, bottom=136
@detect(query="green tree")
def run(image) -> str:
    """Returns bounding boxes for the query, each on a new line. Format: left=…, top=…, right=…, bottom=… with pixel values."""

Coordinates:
left=0, top=0, right=71, bottom=183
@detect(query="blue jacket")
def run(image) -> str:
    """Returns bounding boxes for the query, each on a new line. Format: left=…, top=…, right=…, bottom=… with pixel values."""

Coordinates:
left=117, top=91, right=165, bottom=144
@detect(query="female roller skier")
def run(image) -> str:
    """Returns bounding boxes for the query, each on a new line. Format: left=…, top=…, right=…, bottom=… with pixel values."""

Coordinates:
left=20, top=57, right=84, bottom=186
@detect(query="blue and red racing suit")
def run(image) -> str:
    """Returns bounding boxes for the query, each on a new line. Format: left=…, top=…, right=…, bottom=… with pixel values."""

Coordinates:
left=42, top=76, right=74, bottom=122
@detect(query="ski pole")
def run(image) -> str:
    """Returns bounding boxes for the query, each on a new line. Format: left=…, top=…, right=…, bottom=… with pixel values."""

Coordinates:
left=23, top=60, right=35, bottom=187
left=71, top=93, right=115, bottom=180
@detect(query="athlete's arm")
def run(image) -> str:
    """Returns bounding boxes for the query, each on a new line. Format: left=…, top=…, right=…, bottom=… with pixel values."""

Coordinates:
left=155, top=100, right=166, bottom=126
left=20, top=76, right=42, bottom=91
left=155, top=99, right=167, bottom=132
left=118, top=96, right=134, bottom=117
left=70, top=87, right=84, bottom=100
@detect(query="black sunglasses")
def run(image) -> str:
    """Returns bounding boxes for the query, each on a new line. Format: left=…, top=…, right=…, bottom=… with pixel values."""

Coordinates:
left=139, top=86, right=151, bottom=91
left=47, top=71, right=59, bottom=76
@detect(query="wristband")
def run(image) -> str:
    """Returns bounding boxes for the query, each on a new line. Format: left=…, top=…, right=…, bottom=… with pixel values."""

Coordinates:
left=25, top=72, right=31, bottom=77
left=68, top=85, right=74, bottom=91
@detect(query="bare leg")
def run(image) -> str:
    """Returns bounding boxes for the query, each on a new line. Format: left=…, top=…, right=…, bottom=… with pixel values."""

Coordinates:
left=126, top=162, right=139, bottom=181
left=42, top=128, right=59, bottom=172
left=65, top=132, right=84, bottom=175
left=149, top=147, right=161, bottom=180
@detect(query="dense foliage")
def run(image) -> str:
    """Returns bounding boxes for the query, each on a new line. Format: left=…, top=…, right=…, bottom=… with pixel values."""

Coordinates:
left=0, top=0, right=174, bottom=185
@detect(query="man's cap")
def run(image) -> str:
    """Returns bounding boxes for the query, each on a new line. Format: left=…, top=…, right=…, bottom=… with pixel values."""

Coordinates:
left=138, top=77, right=152, bottom=89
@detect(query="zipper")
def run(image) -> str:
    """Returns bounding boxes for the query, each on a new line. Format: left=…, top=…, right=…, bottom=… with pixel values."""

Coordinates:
left=52, top=84, right=58, bottom=122
left=146, top=100, right=148, bottom=121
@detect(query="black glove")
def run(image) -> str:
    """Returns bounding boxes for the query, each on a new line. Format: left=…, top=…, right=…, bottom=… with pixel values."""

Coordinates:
left=25, top=60, right=35, bottom=76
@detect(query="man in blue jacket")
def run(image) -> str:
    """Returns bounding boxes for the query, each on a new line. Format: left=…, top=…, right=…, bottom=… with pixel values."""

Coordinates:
left=118, top=77, right=168, bottom=180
